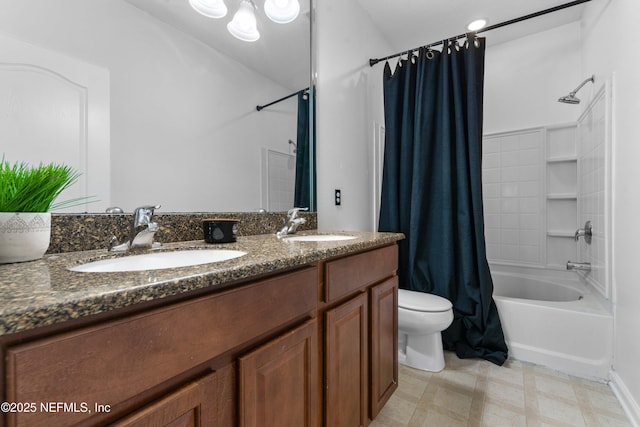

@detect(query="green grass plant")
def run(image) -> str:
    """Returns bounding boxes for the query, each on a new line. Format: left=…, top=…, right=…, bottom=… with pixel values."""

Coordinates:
left=0, top=157, right=88, bottom=212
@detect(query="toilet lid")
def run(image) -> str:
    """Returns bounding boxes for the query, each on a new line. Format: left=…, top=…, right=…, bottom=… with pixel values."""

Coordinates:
left=398, top=289, right=453, bottom=312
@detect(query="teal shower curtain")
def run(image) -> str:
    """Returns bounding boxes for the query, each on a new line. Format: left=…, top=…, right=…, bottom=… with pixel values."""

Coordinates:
left=378, top=37, right=508, bottom=365
left=294, top=91, right=315, bottom=210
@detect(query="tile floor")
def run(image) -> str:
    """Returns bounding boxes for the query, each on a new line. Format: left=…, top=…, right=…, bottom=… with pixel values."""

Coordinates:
left=370, top=352, right=630, bottom=427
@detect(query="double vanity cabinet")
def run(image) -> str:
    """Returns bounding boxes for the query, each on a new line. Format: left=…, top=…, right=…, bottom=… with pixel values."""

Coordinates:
left=0, top=233, right=401, bottom=426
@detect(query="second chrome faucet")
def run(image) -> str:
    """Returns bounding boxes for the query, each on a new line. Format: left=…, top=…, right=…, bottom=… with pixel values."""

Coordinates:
left=276, top=207, right=308, bottom=238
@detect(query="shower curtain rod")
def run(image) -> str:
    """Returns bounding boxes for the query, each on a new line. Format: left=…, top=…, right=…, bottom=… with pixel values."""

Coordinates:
left=368, top=0, right=592, bottom=67
left=256, top=87, right=309, bottom=111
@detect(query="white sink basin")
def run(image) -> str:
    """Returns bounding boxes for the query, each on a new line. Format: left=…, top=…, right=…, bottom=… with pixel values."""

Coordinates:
left=283, top=234, right=356, bottom=242
left=69, top=249, right=246, bottom=273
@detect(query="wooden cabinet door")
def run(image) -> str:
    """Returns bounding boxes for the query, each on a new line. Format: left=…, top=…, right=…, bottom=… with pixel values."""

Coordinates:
left=239, top=319, right=319, bottom=427
left=111, top=371, right=218, bottom=427
left=369, top=277, right=398, bottom=418
left=325, top=293, right=368, bottom=427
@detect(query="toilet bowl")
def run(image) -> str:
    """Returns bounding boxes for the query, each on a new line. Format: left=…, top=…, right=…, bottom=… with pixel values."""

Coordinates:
left=398, top=289, right=454, bottom=372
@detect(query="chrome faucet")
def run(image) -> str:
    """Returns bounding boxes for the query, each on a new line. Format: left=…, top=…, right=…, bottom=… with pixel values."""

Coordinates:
left=566, top=261, right=591, bottom=271
left=276, top=207, right=308, bottom=238
left=109, top=205, right=161, bottom=251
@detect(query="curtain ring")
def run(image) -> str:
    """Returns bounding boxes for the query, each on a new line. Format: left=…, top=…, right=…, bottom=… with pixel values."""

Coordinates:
left=426, top=48, right=435, bottom=59
left=465, top=32, right=477, bottom=48
left=408, top=50, right=417, bottom=64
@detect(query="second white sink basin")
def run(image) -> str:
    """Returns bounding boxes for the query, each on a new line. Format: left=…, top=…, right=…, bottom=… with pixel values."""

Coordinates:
left=283, top=234, right=356, bottom=242
left=69, top=249, right=247, bottom=273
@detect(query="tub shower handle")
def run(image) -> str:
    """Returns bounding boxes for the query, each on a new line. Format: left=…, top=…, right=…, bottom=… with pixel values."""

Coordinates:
left=574, top=220, right=593, bottom=244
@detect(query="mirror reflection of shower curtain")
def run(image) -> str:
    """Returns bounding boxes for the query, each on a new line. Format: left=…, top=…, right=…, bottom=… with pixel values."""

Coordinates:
left=378, top=37, right=507, bottom=365
left=294, top=91, right=316, bottom=210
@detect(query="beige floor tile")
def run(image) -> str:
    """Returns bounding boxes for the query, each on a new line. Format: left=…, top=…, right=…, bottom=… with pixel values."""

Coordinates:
left=481, top=401, right=526, bottom=427
left=487, top=363, right=525, bottom=388
left=595, top=412, right=636, bottom=427
left=370, top=353, right=631, bottom=427
left=583, top=386, right=629, bottom=415
left=419, top=407, right=469, bottom=427
left=441, top=369, right=480, bottom=391
left=533, top=374, right=578, bottom=402
left=486, top=380, right=526, bottom=410
left=537, top=395, right=587, bottom=426
left=433, top=386, right=473, bottom=419
left=372, top=393, right=418, bottom=426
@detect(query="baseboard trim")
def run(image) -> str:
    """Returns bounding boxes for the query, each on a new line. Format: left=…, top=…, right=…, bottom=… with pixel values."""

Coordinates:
left=610, top=370, right=640, bottom=427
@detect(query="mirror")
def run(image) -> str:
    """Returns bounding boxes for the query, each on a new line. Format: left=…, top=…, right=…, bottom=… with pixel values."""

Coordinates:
left=0, top=0, right=313, bottom=213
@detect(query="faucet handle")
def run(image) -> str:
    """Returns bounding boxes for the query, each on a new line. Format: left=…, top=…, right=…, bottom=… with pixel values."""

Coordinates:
left=133, top=205, right=161, bottom=226
left=287, top=207, right=308, bottom=219
left=574, top=220, right=593, bottom=243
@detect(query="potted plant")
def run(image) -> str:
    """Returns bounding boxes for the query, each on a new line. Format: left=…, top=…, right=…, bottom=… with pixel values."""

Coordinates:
left=0, top=157, right=84, bottom=263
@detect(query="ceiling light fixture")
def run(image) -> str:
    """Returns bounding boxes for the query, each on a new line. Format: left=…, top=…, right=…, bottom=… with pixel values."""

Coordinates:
left=467, top=18, right=488, bottom=32
left=189, top=0, right=228, bottom=19
left=227, top=0, right=260, bottom=42
left=264, top=0, right=300, bottom=24
left=190, top=0, right=301, bottom=42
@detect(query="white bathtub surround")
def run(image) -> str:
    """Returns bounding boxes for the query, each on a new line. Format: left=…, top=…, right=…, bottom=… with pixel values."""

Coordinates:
left=576, top=80, right=612, bottom=299
left=483, top=124, right=582, bottom=269
left=482, top=85, right=615, bottom=382
left=491, top=264, right=613, bottom=380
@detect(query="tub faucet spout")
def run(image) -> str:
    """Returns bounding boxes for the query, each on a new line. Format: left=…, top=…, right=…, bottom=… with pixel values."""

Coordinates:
left=566, top=261, right=591, bottom=271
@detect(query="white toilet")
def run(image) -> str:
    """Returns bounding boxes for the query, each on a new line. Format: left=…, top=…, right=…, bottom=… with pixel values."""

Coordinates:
left=398, top=289, right=454, bottom=372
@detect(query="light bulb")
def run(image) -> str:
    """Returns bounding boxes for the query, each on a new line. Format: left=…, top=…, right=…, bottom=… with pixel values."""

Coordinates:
left=189, top=0, right=228, bottom=19
left=467, top=18, right=488, bottom=32
left=264, top=0, right=300, bottom=24
left=227, top=0, right=260, bottom=42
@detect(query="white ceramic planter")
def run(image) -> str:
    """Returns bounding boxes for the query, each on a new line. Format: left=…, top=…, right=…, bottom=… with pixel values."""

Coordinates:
left=0, top=212, right=51, bottom=263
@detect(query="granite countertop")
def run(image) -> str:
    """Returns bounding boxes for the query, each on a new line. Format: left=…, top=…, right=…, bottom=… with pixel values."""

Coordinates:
left=0, top=231, right=403, bottom=336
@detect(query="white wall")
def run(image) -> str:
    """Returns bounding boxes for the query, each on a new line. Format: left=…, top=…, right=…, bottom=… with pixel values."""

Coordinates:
left=581, top=0, right=640, bottom=424
left=0, top=0, right=297, bottom=212
left=484, top=22, right=582, bottom=134
left=315, top=0, right=391, bottom=231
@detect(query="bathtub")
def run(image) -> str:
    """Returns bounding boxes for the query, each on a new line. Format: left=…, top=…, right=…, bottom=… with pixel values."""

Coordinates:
left=491, top=265, right=613, bottom=380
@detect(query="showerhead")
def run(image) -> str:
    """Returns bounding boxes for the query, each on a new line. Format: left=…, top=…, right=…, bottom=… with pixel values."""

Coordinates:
left=558, top=75, right=595, bottom=104
left=558, top=93, right=581, bottom=104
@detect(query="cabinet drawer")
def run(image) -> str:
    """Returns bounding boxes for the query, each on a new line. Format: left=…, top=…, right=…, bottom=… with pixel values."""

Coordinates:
left=112, top=371, right=218, bottom=426
left=5, top=266, right=317, bottom=427
left=324, top=245, right=397, bottom=303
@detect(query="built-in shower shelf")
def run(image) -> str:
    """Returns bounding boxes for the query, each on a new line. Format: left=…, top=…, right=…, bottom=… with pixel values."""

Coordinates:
left=547, top=231, right=577, bottom=238
left=547, top=156, right=577, bottom=163
left=547, top=194, right=577, bottom=200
